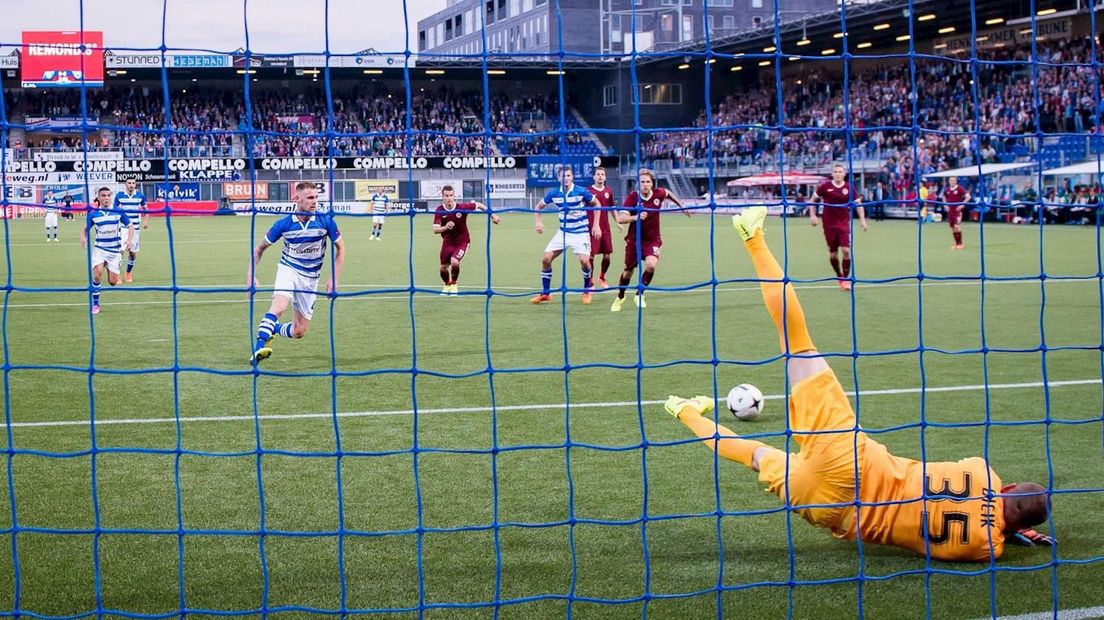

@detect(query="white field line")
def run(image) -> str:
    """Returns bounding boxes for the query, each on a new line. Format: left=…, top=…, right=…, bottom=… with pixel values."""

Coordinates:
left=978, top=606, right=1104, bottom=620
left=5, top=378, right=1099, bottom=430
left=0, top=276, right=1097, bottom=309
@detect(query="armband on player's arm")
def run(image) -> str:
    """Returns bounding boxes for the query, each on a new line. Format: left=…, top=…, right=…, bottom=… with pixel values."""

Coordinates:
left=1009, top=528, right=1056, bottom=546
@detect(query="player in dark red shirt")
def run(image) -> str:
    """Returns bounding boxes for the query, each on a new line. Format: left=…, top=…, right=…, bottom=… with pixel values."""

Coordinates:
left=811, top=163, right=868, bottom=291
left=588, top=167, right=618, bottom=288
left=943, top=176, right=971, bottom=250
left=432, top=185, right=500, bottom=295
left=611, top=169, right=689, bottom=312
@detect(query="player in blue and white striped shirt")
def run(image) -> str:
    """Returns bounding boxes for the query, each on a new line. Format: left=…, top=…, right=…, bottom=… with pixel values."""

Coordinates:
left=369, top=192, right=389, bottom=240
left=531, top=166, right=602, bottom=305
left=248, top=180, right=346, bottom=364
left=114, top=179, right=148, bottom=283
left=81, top=187, right=133, bottom=315
left=43, top=190, right=59, bottom=242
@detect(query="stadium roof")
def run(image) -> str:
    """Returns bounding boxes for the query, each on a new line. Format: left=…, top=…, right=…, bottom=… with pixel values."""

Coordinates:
left=924, top=163, right=1036, bottom=178
left=1040, top=160, right=1104, bottom=176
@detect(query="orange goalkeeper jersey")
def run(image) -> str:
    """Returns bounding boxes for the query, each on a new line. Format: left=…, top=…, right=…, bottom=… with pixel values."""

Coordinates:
left=848, top=439, right=1006, bottom=562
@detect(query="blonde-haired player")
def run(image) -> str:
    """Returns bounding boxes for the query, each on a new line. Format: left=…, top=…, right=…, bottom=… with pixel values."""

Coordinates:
left=663, top=207, right=1054, bottom=561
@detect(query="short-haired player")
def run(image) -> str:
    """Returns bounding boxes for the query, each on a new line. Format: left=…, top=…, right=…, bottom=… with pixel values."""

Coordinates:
left=81, top=187, right=133, bottom=314
left=810, top=164, right=868, bottom=290
left=433, top=185, right=500, bottom=295
left=249, top=181, right=346, bottom=364
left=531, top=167, right=602, bottom=305
left=114, top=179, right=148, bottom=283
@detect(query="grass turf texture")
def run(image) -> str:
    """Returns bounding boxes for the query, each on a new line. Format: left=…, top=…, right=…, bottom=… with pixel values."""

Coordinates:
left=0, top=212, right=1101, bottom=619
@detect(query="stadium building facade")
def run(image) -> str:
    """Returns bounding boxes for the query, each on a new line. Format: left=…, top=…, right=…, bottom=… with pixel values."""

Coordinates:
left=416, top=0, right=834, bottom=57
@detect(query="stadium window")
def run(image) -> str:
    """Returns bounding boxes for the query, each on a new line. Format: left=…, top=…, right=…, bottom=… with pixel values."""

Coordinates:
left=446, top=19, right=453, bottom=41
left=536, top=0, right=546, bottom=5
left=752, top=16, right=762, bottom=27
left=523, top=0, right=533, bottom=10
left=486, top=1, right=495, bottom=25
left=636, top=83, right=681, bottom=105
left=419, top=30, right=426, bottom=51
left=752, top=0, right=763, bottom=7
left=603, top=84, right=618, bottom=107
left=723, top=15, right=734, bottom=29
left=437, top=23, right=445, bottom=46
left=499, top=0, right=508, bottom=20
left=269, top=183, right=289, bottom=202
left=510, top=0, right=521, bottom=18
left=713, top=0, right=734, bottom=5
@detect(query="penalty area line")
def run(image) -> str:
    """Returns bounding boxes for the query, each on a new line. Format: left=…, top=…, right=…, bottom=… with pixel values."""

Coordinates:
left=974, top=606, right=1104, bottom=620
left=6, top=378, right=1100, bottom=430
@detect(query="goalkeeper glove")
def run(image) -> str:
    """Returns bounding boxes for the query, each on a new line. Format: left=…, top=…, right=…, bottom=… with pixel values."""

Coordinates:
left=1009, top=528, right=1056, bottom=547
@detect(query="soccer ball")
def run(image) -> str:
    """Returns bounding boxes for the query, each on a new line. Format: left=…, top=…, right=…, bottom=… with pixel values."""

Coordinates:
left=726, top=384, right=764, bottom=421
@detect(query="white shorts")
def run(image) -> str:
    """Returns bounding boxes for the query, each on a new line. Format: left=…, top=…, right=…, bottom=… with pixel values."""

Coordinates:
left=372, top=215, right=386, bottom=225
left=273, top=264, right=319, bottom=320
left=544, top=229, right=592, bottom=257
left=91, top=248, right=122, bottom=274
left=126, top=229, right=140, bottom=253
left=44, top=213, right=58, bottom=228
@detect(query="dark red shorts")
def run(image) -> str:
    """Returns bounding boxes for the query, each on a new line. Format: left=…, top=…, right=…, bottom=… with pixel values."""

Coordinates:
left=947, top=206, right=963, bottom=226
left=593, top=229, right=613, bottom=255
left=440, top=241, right=470, bottom=264
left=624, top=238, right=662, bottom=269
left=823, top=226, right=850, bottom=253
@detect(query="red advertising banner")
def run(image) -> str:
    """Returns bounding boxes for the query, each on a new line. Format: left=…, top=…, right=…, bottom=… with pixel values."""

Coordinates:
left=21, top=31, right=105, bottom=88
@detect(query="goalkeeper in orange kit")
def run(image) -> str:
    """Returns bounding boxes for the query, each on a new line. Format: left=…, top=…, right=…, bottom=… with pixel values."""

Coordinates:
left=664, top=207, right=1054, bottom=561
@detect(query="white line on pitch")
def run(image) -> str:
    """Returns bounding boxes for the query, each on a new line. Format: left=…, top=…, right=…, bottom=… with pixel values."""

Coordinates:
left=0, top=276, right=1096, bottom=309
left=6, top=378, right=1099, bottom=430
left=976, top=606, right=1104, bottom=620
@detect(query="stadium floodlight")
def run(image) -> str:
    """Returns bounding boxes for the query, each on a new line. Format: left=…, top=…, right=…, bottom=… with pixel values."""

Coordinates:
left=939, top=26, right=956, bottom=34
left=918, top=13, right=936, bottom=21
left=797, top=39, right=811, bottom=46
left=986, top=17, right=1005, bottom=25
left=857, top=42, right=873, bottom=49
left=677, top=63, right=690, bottom=69
left=820, top=48, right=835, bottom=55
left=363, top=69, right=383, bottom=74
left=896, top=34, right=911, bottom=41
left=731, top=65, right=742, bottom=71
left=425, top=69, right=445, bottom=75
left=757, top=60, right=771, bottom=66
left=763, top=46, right=776, bottom=52
left=874, top=23, right=890, bottom=30
left=833, top=32, right=846, bottom=38
left=1037, top=8, right=1057, bottom=15
left=487, top=69, right=506, bottom=75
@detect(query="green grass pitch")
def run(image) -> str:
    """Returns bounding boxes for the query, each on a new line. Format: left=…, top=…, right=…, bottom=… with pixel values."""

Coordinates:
left=0, top=210, right=1101, bottom=618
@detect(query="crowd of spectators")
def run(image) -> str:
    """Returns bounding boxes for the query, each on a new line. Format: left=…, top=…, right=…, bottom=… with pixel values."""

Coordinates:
left=5, top=35, right=1101, bottom=165
left=7, top=85, right=592, bottom=158
left=642, top=36, right=1104, bottom=179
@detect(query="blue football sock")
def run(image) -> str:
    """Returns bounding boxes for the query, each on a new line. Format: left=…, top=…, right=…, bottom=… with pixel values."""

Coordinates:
left=582, top=268, right=593, bottom=291
left=92, top=283, right=101, bottom=306
left=276, top=323, right=294, bottom=338
left=126, top=257, right=135, bottom=273
left=541, top=269, right=553, bottom=295
left=255, top=312, right=277, bottom=351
